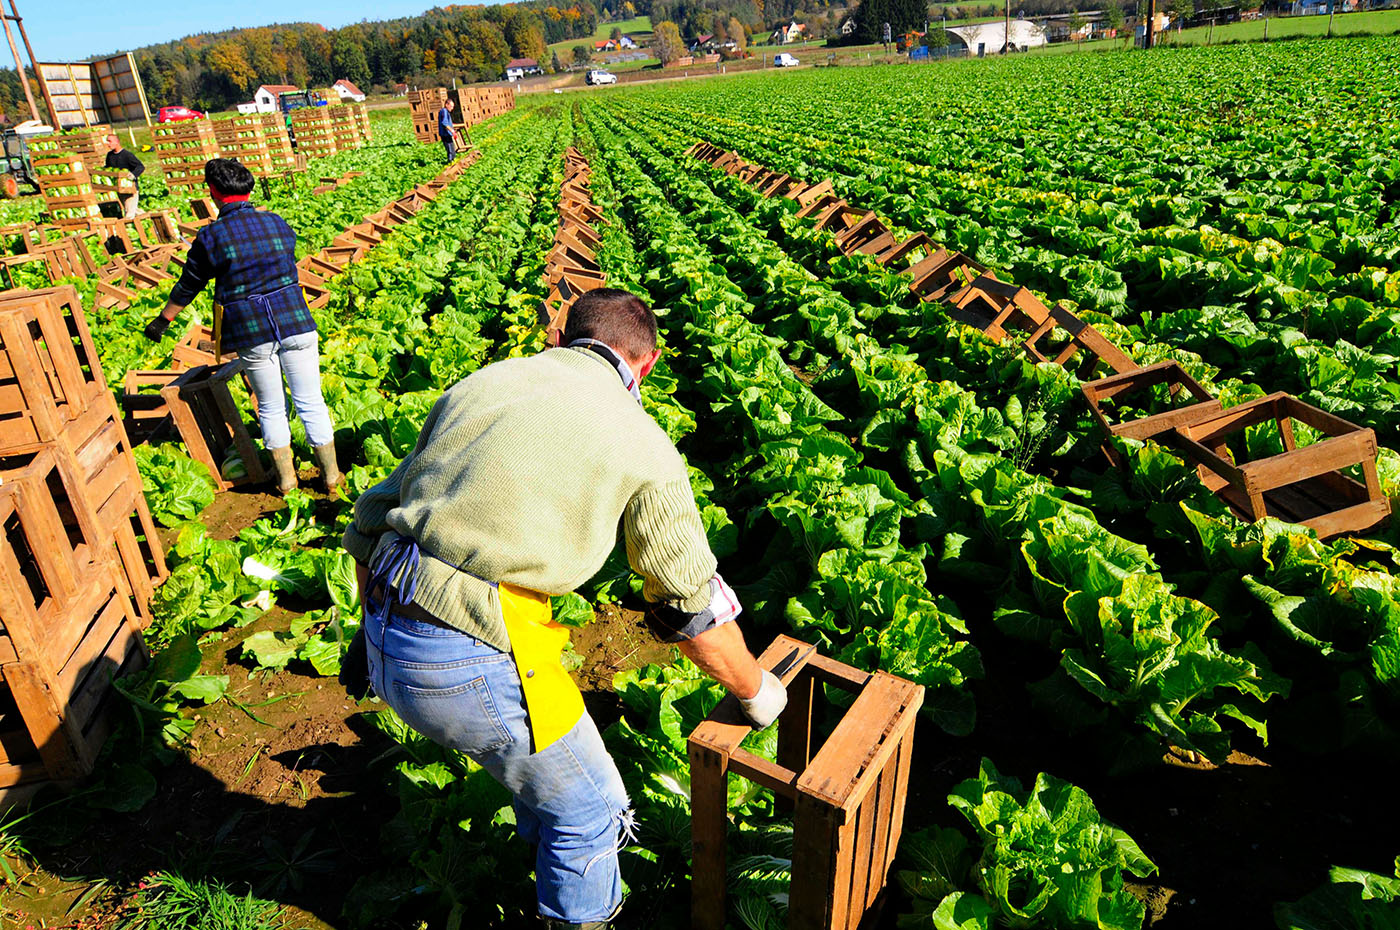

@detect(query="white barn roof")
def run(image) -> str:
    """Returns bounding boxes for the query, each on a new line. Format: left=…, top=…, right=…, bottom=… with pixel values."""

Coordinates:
left=946, top=19, right=1048, bottom=51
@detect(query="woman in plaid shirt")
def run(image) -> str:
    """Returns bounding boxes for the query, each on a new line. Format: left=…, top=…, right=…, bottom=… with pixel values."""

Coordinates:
left=145, top=159, right=341, bottom=494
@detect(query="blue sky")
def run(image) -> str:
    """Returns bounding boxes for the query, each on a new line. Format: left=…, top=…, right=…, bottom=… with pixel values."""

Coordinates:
left=10, top=0, right=451, bottom=62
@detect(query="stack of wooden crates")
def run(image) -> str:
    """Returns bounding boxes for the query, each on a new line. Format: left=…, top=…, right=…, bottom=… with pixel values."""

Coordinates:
left=153, top=120, right=221, bottom=194
left=288, top=107, right=338, bottom=160
left=328, top=105, right=363, bottom=152
left=258, top=114, right=298, bottom=170
left=0, top=286, right=165, bottom=805
left=352, top=102, right=372, bottom=144
left=409, top=88, right=449, bottom=145
left=213, top=115, right=275, bottom=178
left=25, top=138, right=104, bottom=228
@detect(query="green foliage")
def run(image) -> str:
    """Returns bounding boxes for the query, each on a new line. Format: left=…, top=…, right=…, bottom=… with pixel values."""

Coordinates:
left=899, top=760, right=1157, bottom=930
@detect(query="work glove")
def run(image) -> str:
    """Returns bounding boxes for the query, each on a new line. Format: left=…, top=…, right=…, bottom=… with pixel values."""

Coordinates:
left=338, top=625, right=371, bottom=701
left=738, top=670, right=788, bottom=729
left=143, top=314, right=172, bottom=342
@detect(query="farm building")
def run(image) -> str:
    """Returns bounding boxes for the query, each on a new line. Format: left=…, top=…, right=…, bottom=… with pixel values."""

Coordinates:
left=506, top=58, right=543, bottom=81
left=333, top=79, right=367, bottom=102
left=771, top=21, right=809, bottom=43
left=252, top=83, right=298, bottom=112
left=946, top=19, right=1048, bottom=53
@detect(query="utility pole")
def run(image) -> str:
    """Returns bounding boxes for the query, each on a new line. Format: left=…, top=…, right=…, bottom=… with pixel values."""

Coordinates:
left=0, top=9, right=35, bottom=121
left=1326, top=0, right=1335, bottom=36
left=1145, top=0, right=1157, bottom=46
left=6, top=0, right=55, bottom=125
left=1005, top=0, right=1012, bottom=51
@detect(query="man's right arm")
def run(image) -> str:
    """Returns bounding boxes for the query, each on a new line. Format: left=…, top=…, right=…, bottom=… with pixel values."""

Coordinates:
left=623, top=478, right=784, bottom=726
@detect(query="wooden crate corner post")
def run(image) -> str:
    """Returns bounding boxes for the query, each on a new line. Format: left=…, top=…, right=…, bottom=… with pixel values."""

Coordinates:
left=689, top=636, right=923, bottom=930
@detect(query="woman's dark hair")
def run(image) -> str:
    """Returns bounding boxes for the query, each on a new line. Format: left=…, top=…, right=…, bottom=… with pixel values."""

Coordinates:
left=204, top=158, right=255, bottom=195
left=562, top=289, right=658, bottom=360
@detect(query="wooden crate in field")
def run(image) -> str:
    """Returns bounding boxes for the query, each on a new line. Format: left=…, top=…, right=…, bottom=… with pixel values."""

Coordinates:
left=0, top=287, right=106, bottom=453
left=689, top=635, right=923, bottom=930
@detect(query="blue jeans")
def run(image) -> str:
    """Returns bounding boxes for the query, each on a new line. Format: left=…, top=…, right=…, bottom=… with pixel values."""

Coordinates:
left=238, top=331, right=334, bottom=449
left=363, top=597, right=630, bottom=923
left=441, top=134, right=456, bottom=160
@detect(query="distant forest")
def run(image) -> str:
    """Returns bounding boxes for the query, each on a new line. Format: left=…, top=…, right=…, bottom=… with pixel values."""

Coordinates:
left=0, top=0, right=1144, bottom=118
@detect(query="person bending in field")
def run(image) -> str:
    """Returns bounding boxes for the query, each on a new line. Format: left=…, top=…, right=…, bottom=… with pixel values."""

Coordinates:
left=142, top=158, right=342, bottom=495
left=341, top=289, right=787, bottom=929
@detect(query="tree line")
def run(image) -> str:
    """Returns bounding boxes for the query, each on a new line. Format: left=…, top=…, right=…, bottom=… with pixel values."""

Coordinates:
left=0, top=2, right=600, bottom=119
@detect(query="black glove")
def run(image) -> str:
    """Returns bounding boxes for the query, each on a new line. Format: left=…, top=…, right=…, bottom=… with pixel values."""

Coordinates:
left=338, top=625, right=371, bottom=701
left=143, top=314, right=172, bottom=342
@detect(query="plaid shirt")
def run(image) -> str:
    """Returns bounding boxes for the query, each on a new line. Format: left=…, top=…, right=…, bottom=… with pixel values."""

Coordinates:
left=170, top=201, right=316, bottom=352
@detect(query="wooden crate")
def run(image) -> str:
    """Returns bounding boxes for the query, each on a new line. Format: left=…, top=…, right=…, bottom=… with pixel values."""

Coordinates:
left=84, top=211, right=182, bottom=255
left=159, top=360, right=268, bottom=491
left=53, top=393, right=167, bottom=624
left=1021, top=304, right=1138, bottom=381
left=0, top=235, right=99, bottom=288
left=0, top=549, right=146, bottom=787
left=1079, top=361, right=1223, bottom=466
left=0, top=446, right=105, bottom=611
left=689, top=636, right=923, bottom=930
left=1172, top=393, right=1390, bottom=539
left=0, top=287, right=106, bottom=453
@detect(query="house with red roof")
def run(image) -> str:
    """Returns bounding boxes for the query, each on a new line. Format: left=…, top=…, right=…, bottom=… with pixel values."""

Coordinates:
left=333, top=79, right=367, bottom=102
left=253, top=83, right=298, bottom=112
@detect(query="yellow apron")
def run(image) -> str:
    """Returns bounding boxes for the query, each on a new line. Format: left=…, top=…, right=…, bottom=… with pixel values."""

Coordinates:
left=498, top=583, right=585, bottom=752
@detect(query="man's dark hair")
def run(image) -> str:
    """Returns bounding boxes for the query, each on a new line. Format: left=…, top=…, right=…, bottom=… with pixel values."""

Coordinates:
left=205, top=158, right=255, bottom=196
left=562, top=288, right=658, bottom=360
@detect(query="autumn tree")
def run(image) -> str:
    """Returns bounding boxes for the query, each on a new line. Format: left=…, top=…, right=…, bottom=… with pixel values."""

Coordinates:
left=206, top=41, right=255, bottom=95
left=728, top=16, right=747, bottom=50
left=653, top=20, right=685, bottom=63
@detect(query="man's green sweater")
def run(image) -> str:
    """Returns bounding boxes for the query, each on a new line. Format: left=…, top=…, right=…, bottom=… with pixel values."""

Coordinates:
left=342, top=345, right=716, bottom=652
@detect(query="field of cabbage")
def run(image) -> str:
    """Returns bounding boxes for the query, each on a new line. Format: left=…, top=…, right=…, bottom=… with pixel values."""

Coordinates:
left=4, top=36, right=1400, bottom=930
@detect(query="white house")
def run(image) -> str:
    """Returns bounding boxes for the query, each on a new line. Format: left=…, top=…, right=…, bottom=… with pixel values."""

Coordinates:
left=618, top=35, right=638, bottom=48
left=333, top=79, right=366, bottom=102
left=770, top=21, right=808, bottom=43
left=505, top=58, right=543, bottom=81
left=253, top=84, right=298, bottom=113
left=946, top=19, right=1047, bottom=53
left=840, top=17, right=858, bottom=36
left=236, top=102, right=260, bottom=115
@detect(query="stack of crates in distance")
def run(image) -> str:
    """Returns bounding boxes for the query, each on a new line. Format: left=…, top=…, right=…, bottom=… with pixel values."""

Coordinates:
left=258, top=113, right=297, bottom=170
left=456, top=86, right=515, bottom=127
left=329, top=105, right=362, bottom=152
left=214, top=115, right=274, bottom=178
left=153, top=119, right=221, bottom=194
left=289, top=106, right=337, bottom=160
left=40, top=126, right=112, bottom=170
left=353, top=102, right=372, bottom=143
left=409, top=88, right=448, bottom=144
left=24, top=140, right=103, bottom=228
left=0, top=286, right=164, bottom=805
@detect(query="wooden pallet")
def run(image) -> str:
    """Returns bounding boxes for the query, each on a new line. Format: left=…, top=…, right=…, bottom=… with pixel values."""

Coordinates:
left=689, top=636, right=923, bottom=930
left=159, top=361, right=268, bottom=491
left=0, top=288, right=106, bottom=453
left=1173, top=393, right=1389, bottom=539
